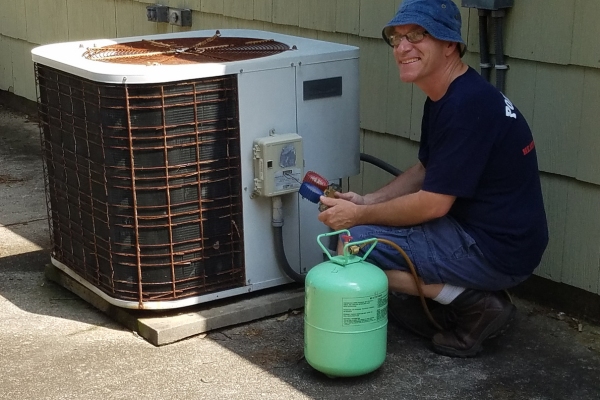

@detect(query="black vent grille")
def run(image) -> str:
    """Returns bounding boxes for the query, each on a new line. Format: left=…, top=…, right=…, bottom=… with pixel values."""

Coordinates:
left=36, top=64, right=245, bottom=305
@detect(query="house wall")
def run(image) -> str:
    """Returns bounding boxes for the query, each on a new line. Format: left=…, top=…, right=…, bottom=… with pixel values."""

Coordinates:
left=1, top=0, right=599, bottom=295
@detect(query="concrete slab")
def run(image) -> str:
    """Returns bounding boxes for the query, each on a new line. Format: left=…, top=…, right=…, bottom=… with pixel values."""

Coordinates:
left=44, top=263, right=305, bottom=346
left=137, top=286, right=304, bottom=346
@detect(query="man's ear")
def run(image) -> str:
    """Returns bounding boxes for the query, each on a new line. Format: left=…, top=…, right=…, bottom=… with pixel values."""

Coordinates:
left=445, top=41, right=458, bottom=57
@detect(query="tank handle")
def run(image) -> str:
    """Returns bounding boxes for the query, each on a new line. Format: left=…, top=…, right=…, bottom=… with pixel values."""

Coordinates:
left=317, top=230, right=378, bottom=264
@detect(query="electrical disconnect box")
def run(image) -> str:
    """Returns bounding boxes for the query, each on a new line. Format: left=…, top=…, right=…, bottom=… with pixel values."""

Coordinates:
left=168, top=8, right=192, bottom=26
left=461, top=0, right=514, bottom=9
left=146, top=5, right=169, bottom=22
left=253, top=133, right=304, bottom=197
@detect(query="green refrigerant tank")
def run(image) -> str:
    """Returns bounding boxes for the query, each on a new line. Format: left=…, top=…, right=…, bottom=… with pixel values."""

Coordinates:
left=304, top=230, right=388, bottom=378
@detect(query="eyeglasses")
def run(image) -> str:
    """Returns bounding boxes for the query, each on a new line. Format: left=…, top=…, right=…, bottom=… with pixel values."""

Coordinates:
left=387, top=30, right=429, bottom=47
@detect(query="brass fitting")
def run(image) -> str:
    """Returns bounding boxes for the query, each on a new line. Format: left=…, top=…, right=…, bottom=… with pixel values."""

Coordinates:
left=348, top=245, right=360, bottom=255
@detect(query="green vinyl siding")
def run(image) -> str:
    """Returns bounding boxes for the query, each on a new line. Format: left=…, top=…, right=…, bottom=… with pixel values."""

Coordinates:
left=537, top=174, right=570, bottom=282
left=576, top=68, right=600, bottom=186
left=532, top=64, right=584, bottom=179
left=350, top=35, right=390, bottom=135
left=224, top=0, right=254, bottom=20
left=254, top=0, right=273, bottom=23
left=272, top=0, right=299, bottom=27
left=572, top=0, right=600, bottom=68
left=385, top=64, right=414, bottom=139
left=336, top=0, right=360, bottom=35
left=66, top=0, right=117, bottom=41
left=359, top=0, right=397, bottom=39
left=201, top=0, right=224, bottom=15
left=116, top=1, right=161, bottom=38
left=299, top=0, right=336, bottom=32
left=504, top=0, right=575, bottom=65
left=562, top=181, right=600, bottom=293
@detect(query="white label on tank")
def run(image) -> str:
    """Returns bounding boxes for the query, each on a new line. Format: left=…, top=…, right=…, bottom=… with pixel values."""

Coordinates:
left=274, top=168, right=302, bottom=191
left=342, top=291, right=387, bottom=326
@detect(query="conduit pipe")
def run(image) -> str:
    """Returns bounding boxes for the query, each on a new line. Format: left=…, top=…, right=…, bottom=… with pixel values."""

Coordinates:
left=478, top=9, right=492, bottom=83
left=492, top=9, right=508, bottom=93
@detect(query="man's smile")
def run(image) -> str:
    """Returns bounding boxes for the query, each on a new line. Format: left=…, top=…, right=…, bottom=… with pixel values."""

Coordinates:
left=401, top=57, right=420, bottom=64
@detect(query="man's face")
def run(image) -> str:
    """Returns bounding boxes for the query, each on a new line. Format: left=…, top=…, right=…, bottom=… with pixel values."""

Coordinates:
left=391, top=24, right=448, bottom=84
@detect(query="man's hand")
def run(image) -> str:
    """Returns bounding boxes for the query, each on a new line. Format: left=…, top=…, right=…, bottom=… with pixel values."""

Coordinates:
left=317, top=196, right=361, bottom=230
left=335, top=191, right=367, bottom=205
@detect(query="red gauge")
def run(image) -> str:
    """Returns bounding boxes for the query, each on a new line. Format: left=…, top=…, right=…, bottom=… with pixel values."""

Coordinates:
left=303, top=171, right=329, bottom=191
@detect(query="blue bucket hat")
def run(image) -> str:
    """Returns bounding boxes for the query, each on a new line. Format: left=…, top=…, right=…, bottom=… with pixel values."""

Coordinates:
left=382, top=0, right=466, bottom=56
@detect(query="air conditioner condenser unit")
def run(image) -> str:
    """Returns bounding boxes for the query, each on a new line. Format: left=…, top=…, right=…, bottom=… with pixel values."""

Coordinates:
left=31, top=29, right=360, bottom=310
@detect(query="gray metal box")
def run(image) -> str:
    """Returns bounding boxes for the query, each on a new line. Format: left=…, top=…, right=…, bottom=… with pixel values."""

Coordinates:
left=461, top=0, right=514, bottom=9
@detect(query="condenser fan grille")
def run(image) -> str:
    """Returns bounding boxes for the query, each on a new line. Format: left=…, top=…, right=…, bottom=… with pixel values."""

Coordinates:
left=82, top=31, right=292, bottom=65
left=36, top=64, right=246, bottom=304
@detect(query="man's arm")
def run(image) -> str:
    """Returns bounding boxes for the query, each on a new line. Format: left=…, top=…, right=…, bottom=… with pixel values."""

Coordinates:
left=335, top=162, right=426, bottom=205
left=359, top=190, right=455, bottom=226
left=318, top=162, right=456, bottom=229
left=364, top=162, right=426, bottom=204
left=319, top=189, right=455, bottom=230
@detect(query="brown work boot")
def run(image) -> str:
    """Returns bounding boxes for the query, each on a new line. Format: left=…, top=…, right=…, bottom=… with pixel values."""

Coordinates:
left=388, top=292, right=456, bottom=339
left=432, top=289, right=516, bottom=358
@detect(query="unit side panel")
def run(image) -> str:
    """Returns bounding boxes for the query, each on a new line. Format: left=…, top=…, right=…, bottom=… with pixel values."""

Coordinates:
left=296, top=59, right=360, bottom=181
left=295, top=58, right=361, bottom=273
left=237, top=68, right=301, bottom=286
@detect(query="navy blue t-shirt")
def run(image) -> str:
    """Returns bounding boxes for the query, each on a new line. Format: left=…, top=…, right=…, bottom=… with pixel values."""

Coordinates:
left=418, top=67, right=548, bottom=275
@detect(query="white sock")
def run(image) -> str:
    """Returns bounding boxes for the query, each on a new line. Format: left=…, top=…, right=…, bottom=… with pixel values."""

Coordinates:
left=433, top=284, right=465, bottom=305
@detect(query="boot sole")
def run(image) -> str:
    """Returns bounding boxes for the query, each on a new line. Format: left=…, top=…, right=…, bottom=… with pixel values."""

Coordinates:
left=432, top=304, right=516, bottom=358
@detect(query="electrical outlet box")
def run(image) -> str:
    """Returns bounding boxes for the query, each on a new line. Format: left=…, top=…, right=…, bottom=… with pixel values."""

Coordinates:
left=168, top=8, right=192, bottom=27
left=461, top=0, right=514, bottom=9
left=253, top=133, right=304, bottom=197
left=146, top=5, right=169, bottom=22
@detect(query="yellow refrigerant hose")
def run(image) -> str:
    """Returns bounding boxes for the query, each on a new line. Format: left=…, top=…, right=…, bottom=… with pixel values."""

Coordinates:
left=372, top=238, right=444, bottom=332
